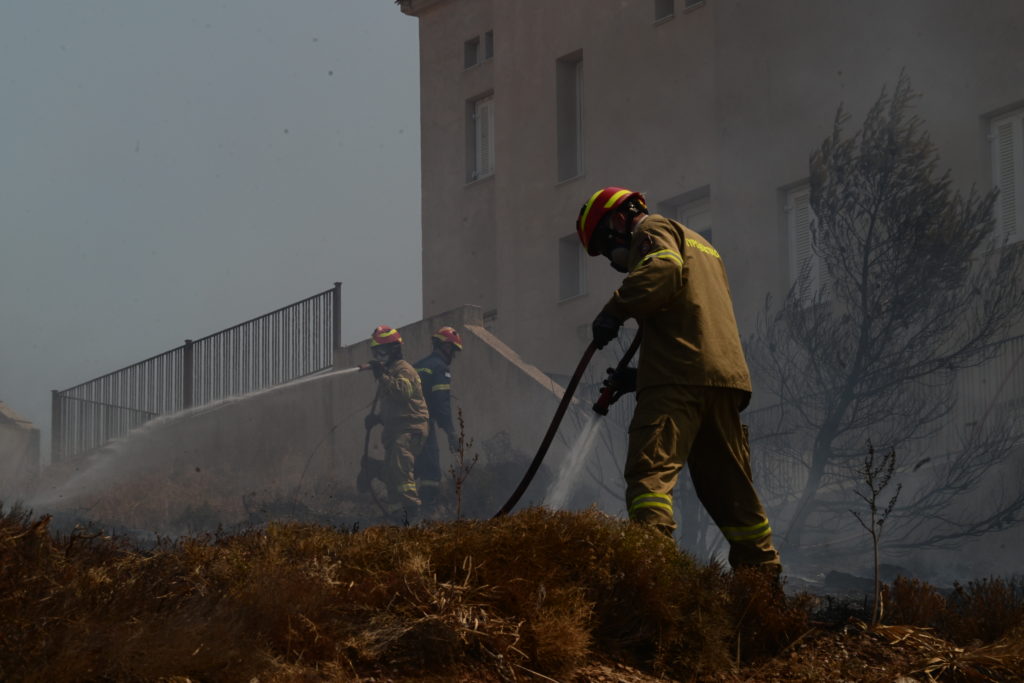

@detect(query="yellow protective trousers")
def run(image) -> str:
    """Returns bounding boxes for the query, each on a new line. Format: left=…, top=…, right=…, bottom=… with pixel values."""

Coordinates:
left=624, top=384, right=780, bottom=568
left=383, top=428, right=426, bottom=515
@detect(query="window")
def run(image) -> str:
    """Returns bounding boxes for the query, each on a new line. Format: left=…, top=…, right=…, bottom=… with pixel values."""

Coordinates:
left=467, top=94, right=494, bottom=181
left=677, top=198, right=712, bottom=242
left=786, top=184, right=829, bottom=301
left=659, top=190, right=712, bottom=241
left=464, top=37, right=480, bottom=69
left=464, top=31, right=493, bottom=68
left=558, top=234, right=586, bottom=300
left=655, top=0, right=674, bottom=21
left=991, top=107, right=1024, bottom=244
left=483, top=30, right=494, bottom=60
left=556, top=51, right=583, bottom=181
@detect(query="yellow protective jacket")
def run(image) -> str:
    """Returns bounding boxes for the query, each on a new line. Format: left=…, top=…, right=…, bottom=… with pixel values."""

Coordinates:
left=376, top=359, right=429, bottom=440
left=600, top=214, right=753, bottom=397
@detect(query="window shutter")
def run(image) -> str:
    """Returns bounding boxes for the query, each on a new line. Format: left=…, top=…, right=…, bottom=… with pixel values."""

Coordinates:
left=475, top=97, right=494, bottom=177
left=992, top=113, right=1022, bottom=243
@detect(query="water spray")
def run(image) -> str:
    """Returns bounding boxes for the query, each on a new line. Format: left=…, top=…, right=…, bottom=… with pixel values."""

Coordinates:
left=336, top=364, right=373, bottom=376
left=494, top=330, right=641, bottom=517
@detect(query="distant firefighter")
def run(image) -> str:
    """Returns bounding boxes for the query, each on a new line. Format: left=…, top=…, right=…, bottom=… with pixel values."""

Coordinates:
left=362, top=325, right=429, bottom=523
left=413, top=326, right=463, bottom=516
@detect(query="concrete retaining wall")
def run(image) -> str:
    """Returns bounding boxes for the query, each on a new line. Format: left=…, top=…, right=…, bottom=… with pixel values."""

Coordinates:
left=28, top=306, right=607, bottom=533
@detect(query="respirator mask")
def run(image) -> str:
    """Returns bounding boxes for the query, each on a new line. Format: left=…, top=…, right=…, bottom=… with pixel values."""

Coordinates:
left=592, top=218, right=632, bottom=273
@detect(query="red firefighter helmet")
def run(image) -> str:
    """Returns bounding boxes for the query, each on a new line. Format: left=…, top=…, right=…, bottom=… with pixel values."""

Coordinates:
left=370, top=325, right=402, bottom=347
left=576, top=187, right=646, bottom=255
left=432, top=326, right=463, bottom=350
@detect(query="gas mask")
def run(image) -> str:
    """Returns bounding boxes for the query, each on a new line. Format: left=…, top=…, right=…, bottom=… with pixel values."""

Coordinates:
left=591, top=211, right=634, bottom=273
left=600, top=230, right=632, bottom=274
left=372, top=344, right=398, bottom=365
left=607, top=246, right=631, bottom=273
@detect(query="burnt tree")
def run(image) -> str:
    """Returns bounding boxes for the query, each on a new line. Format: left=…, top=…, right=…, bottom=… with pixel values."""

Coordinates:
left=749, top=73, right=1024, bottom=556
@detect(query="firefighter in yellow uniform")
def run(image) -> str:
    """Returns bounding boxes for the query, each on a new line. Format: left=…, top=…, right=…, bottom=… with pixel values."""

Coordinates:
left=576, top=187, right=780, bottom=570
left=364, top=325, right=430, bottom=523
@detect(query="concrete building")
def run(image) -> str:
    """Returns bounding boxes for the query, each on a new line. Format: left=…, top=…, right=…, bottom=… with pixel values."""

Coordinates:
left=397, top=0, right=1024, bottom=384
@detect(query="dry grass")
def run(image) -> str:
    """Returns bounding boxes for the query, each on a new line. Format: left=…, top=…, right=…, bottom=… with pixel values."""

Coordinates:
left=3, top=503, right=1024, bottom=682
left=1, top=505, right=732, bottom=681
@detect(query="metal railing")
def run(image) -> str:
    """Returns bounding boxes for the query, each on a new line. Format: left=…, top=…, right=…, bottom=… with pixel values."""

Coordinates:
left=52, top=283, right=341, bottom=462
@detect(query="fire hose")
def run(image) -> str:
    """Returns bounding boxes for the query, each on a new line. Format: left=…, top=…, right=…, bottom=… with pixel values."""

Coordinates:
left=494, top=330, right=642, bottom=517
left=358, top=386, right=392, bottom=519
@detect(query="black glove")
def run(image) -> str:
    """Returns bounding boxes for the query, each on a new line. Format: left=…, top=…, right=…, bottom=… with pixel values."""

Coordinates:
left=368, top=360, right=385, bottom=379
left=364, top=413, right=381, bottom=431
left=591, top=312, right=623, bottom=350
left=603, top=366, right=637, bottom=395
left=447, top=431, right=459, bottom=454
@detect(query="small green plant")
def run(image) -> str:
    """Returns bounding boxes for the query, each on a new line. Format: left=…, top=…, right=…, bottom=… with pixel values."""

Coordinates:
left=850, top=441, right=902, bottom=625
left=448, top=408, right=478, bottom=520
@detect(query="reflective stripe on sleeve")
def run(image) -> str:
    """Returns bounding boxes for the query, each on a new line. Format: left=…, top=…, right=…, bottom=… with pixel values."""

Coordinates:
left=432, top=383, right=451, bottom=391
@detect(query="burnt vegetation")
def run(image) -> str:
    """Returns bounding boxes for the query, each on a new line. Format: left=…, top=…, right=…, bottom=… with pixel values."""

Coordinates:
left=3, top=504, right=1024, bottom=682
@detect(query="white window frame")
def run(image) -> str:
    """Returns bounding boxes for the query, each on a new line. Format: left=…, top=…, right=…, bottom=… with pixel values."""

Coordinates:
left=468, top=94, right=495, bottom=181
left=786, top=184, right=829, bottom=302
left=558, top=233, right=587, bottom=301
left=659, top=189, right=712, bottom=242
left=991, top=107, right=1024, bottom=245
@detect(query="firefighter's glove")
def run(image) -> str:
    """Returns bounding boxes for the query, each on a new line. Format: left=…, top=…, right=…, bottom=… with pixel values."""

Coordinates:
left=603, top=366, right=637, bottom=395
left=447, top=431, right=460, bottom=454
left=591, top=312, right=623, bottom=350
left=368, top=360, right=385, bottom=379
left=364, top=413, right=381, bottom=431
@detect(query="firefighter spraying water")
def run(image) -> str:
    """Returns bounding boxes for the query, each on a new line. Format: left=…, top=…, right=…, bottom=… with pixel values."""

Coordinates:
left=498, top=187, right=781, bottom=579
left=358, top=325, right=430, bottom=523
left=576, top=186, right=781, bottom=573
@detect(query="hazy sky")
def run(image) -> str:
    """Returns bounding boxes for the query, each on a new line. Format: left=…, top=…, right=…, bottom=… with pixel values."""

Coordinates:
left=1, top=2, right=422, bottom=445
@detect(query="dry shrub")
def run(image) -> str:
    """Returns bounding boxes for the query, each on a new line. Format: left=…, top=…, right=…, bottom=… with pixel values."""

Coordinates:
left=728, top=566, right=812, bottom=663
left=419, top=507, right=734, bottom=677
left=942, top=577, right=1024, bottom=644
left=883, top=576, right=949, bottom=629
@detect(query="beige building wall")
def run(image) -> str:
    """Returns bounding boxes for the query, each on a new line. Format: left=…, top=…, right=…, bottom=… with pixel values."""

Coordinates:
left=400, top=0, right=1024, bottom=390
